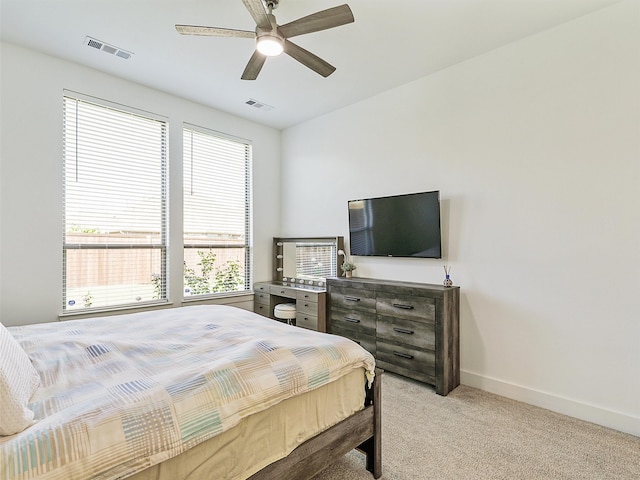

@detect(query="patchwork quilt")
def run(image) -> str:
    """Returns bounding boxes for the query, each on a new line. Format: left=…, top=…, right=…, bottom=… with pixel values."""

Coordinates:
left=1, top=305, right=375, bottom=480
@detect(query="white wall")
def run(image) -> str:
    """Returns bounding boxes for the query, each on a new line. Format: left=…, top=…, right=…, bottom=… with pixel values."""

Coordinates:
left=0, top=42, right=282, bottom=326
left=281, top=0, right=640, bottom=436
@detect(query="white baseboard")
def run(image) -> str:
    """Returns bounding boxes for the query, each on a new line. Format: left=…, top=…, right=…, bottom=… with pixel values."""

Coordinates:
left=461, top=370, right=639, bottom=437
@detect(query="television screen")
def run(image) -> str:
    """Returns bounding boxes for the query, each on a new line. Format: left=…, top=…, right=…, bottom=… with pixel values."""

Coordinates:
left=348, top=190, right=441, bottom=258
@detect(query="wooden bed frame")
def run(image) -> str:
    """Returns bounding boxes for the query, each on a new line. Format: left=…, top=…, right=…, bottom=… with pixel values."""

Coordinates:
left=250, top=368, right=383, bottom=480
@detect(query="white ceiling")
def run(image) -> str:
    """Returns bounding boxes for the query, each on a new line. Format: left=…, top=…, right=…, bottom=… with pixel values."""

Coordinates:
left=0, top=0, right=622, bottom=129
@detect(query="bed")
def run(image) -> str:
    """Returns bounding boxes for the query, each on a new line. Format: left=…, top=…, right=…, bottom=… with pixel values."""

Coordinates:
left=0, top=305, right=381, bottom=480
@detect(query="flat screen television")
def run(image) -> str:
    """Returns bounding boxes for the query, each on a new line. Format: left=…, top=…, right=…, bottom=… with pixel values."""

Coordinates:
left=348, top=190, right=441, bottom=258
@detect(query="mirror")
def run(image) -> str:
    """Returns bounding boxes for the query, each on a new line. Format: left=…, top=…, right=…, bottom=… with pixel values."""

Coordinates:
left=273, top=236, right=344, bottom=287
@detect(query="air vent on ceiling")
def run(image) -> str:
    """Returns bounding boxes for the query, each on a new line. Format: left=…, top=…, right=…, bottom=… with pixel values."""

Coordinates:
left=84, top=36, right=133, bottom=60
left=245, top=99, right=274, bottom=112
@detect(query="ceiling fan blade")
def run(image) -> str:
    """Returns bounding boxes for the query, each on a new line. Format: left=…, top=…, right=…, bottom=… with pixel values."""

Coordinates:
left=241, top=50, right=267, bottom=80
left=279, top=4, right=354, bottom=38
left=175, top=25, right=255, bottom=38
left=241, top=0, right=271, bottom=30
left=284, top=39, right=336, bottom=77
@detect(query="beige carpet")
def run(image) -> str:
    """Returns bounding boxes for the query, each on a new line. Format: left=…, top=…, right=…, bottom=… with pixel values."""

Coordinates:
left=313, top=373, right=640, bottom=480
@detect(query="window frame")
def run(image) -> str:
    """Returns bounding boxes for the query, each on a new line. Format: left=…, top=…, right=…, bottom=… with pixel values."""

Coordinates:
left=62, top=91, right=169, bottom=314
left=182, top=123, right=253, bottom=300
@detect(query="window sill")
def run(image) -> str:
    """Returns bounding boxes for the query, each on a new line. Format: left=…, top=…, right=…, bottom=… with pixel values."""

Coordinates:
left=58, top=300, right=175, bottom=321
left=58, top=292, right=254, bottom=321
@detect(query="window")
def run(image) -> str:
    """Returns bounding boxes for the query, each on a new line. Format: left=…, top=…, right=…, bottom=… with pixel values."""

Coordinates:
left=63, top=95, right=167, bottom=311
left=183, top=126, right=252, bottom=297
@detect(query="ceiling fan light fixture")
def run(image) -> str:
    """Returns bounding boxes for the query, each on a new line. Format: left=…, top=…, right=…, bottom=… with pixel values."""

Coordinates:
left=256, top=35, right=284, bottom=56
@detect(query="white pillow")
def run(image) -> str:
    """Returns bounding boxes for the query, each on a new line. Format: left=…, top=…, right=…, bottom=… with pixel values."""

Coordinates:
left=0, top=323, right=41, bottom=435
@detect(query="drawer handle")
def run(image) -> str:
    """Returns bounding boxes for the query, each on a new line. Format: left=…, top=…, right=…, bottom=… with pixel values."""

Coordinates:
left=344, top=317, right=360, bottom=323
left=393, top=327, right=414, bottom=335
left=393, top=351, right=414, bottom=360
left=344, top=296, right=361, bottom=302
left=392, top=303, right=414, bottom=310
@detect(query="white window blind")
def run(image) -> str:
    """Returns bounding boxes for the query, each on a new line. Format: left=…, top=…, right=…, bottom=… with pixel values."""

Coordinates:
left=183, top=126, right=251, bottom=297
left=63, top=95, right=168, bottom=311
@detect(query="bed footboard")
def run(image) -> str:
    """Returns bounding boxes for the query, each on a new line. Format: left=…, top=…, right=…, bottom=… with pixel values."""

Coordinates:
left=250, top=368, right=383, bottom=480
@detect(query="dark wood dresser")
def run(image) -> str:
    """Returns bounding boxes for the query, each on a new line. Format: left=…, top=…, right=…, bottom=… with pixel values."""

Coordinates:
left=327, top=276, right=460, bottom=395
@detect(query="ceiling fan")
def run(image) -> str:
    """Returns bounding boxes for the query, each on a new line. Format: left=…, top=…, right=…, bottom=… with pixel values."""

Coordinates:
left=176, top=0, right=354, bottom=80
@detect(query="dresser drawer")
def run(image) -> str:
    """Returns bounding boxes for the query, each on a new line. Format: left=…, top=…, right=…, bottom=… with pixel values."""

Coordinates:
left=377, top=314, right=436, bottom=350
left=330, top=328, right=376, bottom=356
left=296, top=313, right=318, bottom=331
left=376, top=293, right=435, bottom=324
left=329, top=286, right=376, bottom=312
left=330, top=307, right=376, bottom=335
left=376, top=340, right=435, bottom=377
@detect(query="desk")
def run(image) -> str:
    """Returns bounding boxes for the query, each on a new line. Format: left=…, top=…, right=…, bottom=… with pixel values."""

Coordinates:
left=254, top=282, right=327, bottom=332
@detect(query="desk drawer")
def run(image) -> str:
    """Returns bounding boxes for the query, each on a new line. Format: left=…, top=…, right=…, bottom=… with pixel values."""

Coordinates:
left=254, top=303, right=271, bottom=317
left=270, top=285, right=296, bottom=298
left=254, top=290, right=272, bottom=318
left=296, top=313, right=318, bottom=331
left=254, top=283, right=270, bottom=294
left=254, top=292, right=270, bottom=306
left=297, top=290, right=319, bottom=303
left=297, top=300, right=318, bottom=316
